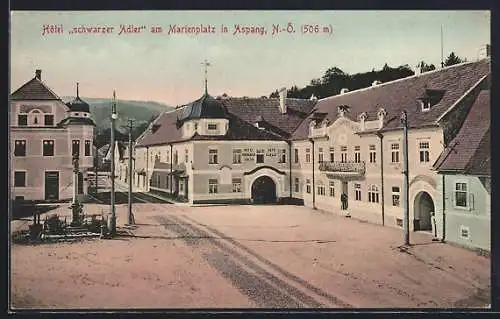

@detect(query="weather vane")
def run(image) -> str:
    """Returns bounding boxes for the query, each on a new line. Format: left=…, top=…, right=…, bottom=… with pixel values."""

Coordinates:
left=201, top=59, right=211, bottom=95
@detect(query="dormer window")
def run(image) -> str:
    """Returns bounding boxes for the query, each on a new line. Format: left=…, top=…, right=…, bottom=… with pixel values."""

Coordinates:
left=418, top=88, right=445, bottom=112
left=151, top=124, right=160, bottom=133
left=29, top=109, right=42, bottom=126
left=422, top=101, right=431, bottom=112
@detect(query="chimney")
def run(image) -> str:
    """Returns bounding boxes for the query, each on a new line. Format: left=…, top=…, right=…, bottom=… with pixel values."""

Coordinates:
left=340, top=88, right=349, bottom=95
left=278, top=87, right=287, bottom=114
left=372, top=80, right=382, bottom=86
left=35, top=69, right=42, bottom=80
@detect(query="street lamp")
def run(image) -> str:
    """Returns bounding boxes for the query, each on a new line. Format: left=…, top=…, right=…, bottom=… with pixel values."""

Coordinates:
left=108, top=91, right=118, bottom=236
left=400, top=110, right=410, bottom=246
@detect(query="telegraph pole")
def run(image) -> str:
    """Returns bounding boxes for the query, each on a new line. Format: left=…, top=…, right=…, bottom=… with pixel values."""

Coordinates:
left=108, top=90, right=117, bottom=236
left=127, top=119, right=135, bottom=225
left=95, top=145, right=98, bottom=195
left=401, top=110, right=410, bottom=246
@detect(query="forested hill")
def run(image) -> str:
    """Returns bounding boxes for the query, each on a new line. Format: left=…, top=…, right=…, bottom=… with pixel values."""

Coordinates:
left=270, top=63, right=415, bottom=99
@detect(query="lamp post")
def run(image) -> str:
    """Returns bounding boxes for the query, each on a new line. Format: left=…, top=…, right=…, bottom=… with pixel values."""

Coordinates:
left=400, top=110, right=410, bottom=246
left=70, top=154, right=82, bottom=227
left=108, top=91, right=117, bottom=236
left=127, top=118, right=135, bottom=225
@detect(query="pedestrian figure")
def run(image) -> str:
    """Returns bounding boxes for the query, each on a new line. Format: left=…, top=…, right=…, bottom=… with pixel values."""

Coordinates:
left=341, top=193, right=348, bottom=211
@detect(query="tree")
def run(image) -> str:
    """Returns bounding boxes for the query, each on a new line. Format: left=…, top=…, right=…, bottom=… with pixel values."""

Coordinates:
left=416, top=61, right=436, bottom=73
left=444, top=52, right=466, bottom=67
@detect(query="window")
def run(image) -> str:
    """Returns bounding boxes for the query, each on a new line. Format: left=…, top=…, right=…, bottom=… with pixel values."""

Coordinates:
left=18, top=114, right=28, bottom=126
left=14, top=171, right=26, bottom=187
left=391, top=143, right=400, bottom=163
left=233, top=149, right=242, bottom=164
left=354, top=146, right=361, bottom=163
left=369, top=145, right=376, bottom=163
left=174, top=151, right=178, bottom=165
left=305, top=148, right=311, bottom=163
left=256, top=149, right=264, bottom=164
left=279, top=149, right=286, bottom=163
left=14, top=140, right=26, bottom=156
left=355, top=183, right=362, bottom=201
left=184, top=149, right=188, bottom=163
left=294, top=178, right=300, bottom=193
left=318, top=147, right=324, bottom=163
left=232, top=178, right=242, bottom=192
left=43, top=140, right=54, bottom=156
left=392, top=186, right=400, bottom=207
left=207, top=123, right=218, bottom=130
left=44, top=114, right=54, bottom=126
left=422, top=101, right=431, bottom=112
left=208, top=149, right=218, bottom=164
left=156, top=174, right=161, bottom=187
left=341, top=146, right=347, bottom=163
left=329, top=147, right=335, bottom=162
left=208, top=179, right=218, bottom=194
left=329, top=181, right=335, bottom=197
left=72, top=140, right=80, bottom=157
left=306, top=179, right=311, bottom=194
left=166, top=175, right=170, bottom=189
left=294, top=149, right=299, bottom=163
left=455, top=182, right=468, bottom=207
left=460, top=226, right=470, bottom=239
left=85, top=140, right=91, bottom=156
left=30, top=110, right=41, bottom=125
left=317, top=183, right=325, bottom=196
left=419, top=141, right=430, bottom=163
left=166, top=151, right=170, bottom=163
left=368, top=185, right=379, bottom=203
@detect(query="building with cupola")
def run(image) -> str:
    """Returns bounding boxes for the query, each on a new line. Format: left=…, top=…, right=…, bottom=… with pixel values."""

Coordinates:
left=132, top=59, right=490, bottom=249
left=10, top=69, right=96, bottom=202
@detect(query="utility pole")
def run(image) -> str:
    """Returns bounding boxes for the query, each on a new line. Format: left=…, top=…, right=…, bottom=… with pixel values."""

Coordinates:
left=108, top=90, right=117, bottom=236
left=127, top=118, right=135, bottom=225
left=95, top=145, right=98, bottom=195
left=400, top=110, right=410, bottom=246
left=440, top=25, right=444, bottom=68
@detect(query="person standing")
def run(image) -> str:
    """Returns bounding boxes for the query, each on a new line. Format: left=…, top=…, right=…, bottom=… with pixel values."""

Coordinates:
left=341, top=193, right=348, bottom=211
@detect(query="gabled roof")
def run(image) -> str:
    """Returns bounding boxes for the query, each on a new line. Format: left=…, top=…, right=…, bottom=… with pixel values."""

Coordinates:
left=291, top=59, right=491, bottom=140
left=135, top=96, right=314, bottom=147
left=434, top=90, right=490, bottom=176
left=11, top=77, right=62, bottom=101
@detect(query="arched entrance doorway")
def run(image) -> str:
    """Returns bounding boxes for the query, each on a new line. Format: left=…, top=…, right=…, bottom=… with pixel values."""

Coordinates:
left=413, top=191, right=434, bottom=231
left=251, top=176, right=277, bottom=204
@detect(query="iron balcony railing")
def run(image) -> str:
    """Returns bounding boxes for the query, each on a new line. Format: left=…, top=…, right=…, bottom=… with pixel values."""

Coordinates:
left=318, top=161, right=366, bottom=175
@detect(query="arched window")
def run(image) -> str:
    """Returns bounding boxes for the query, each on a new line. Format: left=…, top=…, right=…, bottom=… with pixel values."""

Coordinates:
left=29, top=109, right=42, bottom=126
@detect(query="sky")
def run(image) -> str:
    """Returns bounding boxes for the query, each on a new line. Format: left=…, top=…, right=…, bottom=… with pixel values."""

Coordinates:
left=10, top=11, right=490, bottom=106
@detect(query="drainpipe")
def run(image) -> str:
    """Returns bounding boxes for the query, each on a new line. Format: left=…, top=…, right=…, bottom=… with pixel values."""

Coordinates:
left=377, top=131, right=385, bottom=226
left=146, top=146, right=149, bottom=191
left=309, top=138, right=316, bottom=210
left=441, top=174, right=446, bottom=242
left=170, top=144, right=173, bottom=197
left=288, top=140, right=292, bottom=201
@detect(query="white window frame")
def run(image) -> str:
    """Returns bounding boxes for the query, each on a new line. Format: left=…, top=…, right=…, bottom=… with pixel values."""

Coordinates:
left=207, top=123, right=218, bottom=130
left=305, top=148, right=311, bottom=163
left=42, top=139, right=55, bottom=157
left=354, top=146, right=361, bottom=163
left=318, top=147, right=324, bottom=163
left=256, top=149, right=265, bottom=164
left=422, top=100, right=431, bottom=112
left=391, top=143, right=400, bottom=163
left=354, top=183, right=362, bottom=201
left=279, top=149, right=287, bottom=163
left=233, top=149, right=242, bottom=164
left=17, top=113, right=28, bottom=126
left=294, top=177, right=300, bottom=193
left=392, top=186, right=400, bottom=207
left=29, top=109, right=43, bottom=127
left=14, top=140, right=27, bottom=157
left=44, top=113, right=55, bottom=126
left=329, top=181, right=335, bottom=197
left=419, top=141, right=430, bottom=163
left=453, top=180, right=474, bottom=210
left=369, top=145, right=376, bottom=163
left=208, top=179, right=218, bottom=194
left=368, top=184, right=379, bottom=203
left=340, top=146, right=347, bottom=163
left=232, top=178, right=242, bottom=193
left=294, top=149, right=299, bottom=163
left=459, top=225, right=471, bottom=240
left=306, top=179, right=311, bottom=194
left=329, top=147, right=335, bottom=162
left=208, top=149, right=218, bottom=165
left=317, top=183, right=325, bottom=196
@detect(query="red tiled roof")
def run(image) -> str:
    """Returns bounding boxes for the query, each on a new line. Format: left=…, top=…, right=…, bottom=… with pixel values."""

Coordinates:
left=291, top=59, right=491, bottom=140
left=434, top=90, right=490, bottom=175
left=135, top=97, right=314, bottom=147
left=11, top=77, right=62, bottom=100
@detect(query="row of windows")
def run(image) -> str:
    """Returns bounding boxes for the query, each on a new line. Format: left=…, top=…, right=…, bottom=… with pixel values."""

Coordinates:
left=208, top=178, right=243, bottom=194
left=17, top=112, right=54, bottom=127
left=210, top=149, right=287, bottom=165
left=295, top=142, right=430, bottom=164
left=14, top=139, right=92, bottom=157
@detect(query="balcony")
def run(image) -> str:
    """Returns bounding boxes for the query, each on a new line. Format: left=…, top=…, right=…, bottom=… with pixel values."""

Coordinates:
left=319, top=161, right=365, bottom=178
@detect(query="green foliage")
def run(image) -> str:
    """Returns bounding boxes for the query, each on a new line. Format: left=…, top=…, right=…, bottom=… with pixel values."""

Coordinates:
left=416, top=61, right=436, bottom=73
left=272, top=63, right=415, bottom=99
left=444, top=52, right=466, bottom=67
